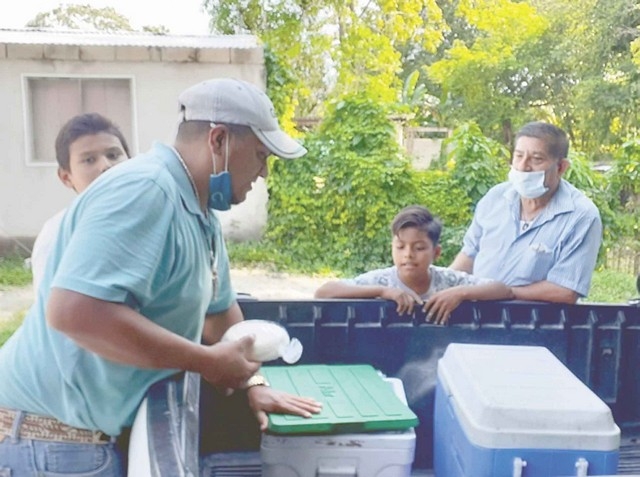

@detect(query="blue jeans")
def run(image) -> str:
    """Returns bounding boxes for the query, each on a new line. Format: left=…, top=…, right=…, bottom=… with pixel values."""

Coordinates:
left=0, top=412, right=123, bottom=477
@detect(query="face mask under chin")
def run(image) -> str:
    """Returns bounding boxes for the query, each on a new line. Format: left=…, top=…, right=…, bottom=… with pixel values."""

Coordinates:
left=208, top=135, right=233, bottom=211
left=208, top=171, right=232, bottom=210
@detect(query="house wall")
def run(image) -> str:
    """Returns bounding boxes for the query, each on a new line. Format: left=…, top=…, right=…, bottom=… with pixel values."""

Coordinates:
left=0, top=40, right=268, bottom=254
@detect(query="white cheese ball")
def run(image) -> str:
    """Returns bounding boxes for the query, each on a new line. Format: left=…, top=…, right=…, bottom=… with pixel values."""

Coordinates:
left=221, top=320, right=302, bottom=363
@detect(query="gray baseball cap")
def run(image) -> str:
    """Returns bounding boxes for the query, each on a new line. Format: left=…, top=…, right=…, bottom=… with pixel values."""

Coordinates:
left=178, top=78, right=307, bottom=159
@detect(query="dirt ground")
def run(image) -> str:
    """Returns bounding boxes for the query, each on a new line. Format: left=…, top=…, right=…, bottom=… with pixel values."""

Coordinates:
left=0, top=268, right=330, bottom=321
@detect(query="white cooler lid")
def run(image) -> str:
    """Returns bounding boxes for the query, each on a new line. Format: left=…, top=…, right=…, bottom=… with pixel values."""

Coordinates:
left=437, top=343, right=620, bottom=451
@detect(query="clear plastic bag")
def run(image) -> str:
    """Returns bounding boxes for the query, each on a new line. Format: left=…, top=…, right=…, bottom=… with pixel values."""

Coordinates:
left=221, top=320, right=302, bottom=364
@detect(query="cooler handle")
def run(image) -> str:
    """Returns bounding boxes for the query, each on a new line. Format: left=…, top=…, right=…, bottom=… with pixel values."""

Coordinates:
left=513, top=457, right=527, bottom=477
left=317, top=465, right=356, bottom=477
left=575, top=457, right=589, bottom=477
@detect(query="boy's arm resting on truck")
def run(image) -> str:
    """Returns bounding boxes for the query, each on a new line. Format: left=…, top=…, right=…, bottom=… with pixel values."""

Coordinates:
left=315, top=281, right=387, bottom=299
left=315, top=281, right=423, bottom=315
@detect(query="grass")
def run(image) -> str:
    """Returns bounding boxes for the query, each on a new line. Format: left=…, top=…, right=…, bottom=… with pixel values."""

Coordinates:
left=584, top=268, right=638, bottom=304
left=0, top=312, right=25, bottom=346
left=0, top=255, right=31, bottom=288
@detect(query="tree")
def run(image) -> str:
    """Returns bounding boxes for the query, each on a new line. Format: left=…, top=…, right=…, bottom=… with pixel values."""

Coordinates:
left=27, top=4, right=134, bottom=32
left=27, top=3, right=171, bottom=35
left=532, top=0, right=640, bottom=157
left=427, top=0, right=548, bottom=144
left=204, top=0, right=445, bottom=119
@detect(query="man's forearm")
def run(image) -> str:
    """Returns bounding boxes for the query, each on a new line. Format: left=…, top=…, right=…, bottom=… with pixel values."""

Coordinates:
left=449, top=252, right=474, bottom=273
left=202, top=301, right=244, bottom=345
left=47, top=287, right=207, bottom=373
left=511, top=281, right=578, bottom=304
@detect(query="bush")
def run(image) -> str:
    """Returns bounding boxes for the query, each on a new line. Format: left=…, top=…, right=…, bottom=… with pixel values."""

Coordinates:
left=436, top=122, right=510, bottom=207
left=267, top=94, right=428, bottom=274
left=436, top=224, right=468, bottom=267
left=414, top=170, right=473, bottom=227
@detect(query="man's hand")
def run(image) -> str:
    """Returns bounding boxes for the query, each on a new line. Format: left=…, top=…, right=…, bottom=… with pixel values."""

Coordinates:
left=380, top=287, right=423, bottom=315
left=199, top=336, right=261, bottom=389
left=246, top=386, right=323, bottom=431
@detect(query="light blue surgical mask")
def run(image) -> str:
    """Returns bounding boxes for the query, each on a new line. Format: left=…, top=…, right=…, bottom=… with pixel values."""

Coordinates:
left=508, top=167, right=548, bottom=199
left=208, top=134, right=232, bottom=211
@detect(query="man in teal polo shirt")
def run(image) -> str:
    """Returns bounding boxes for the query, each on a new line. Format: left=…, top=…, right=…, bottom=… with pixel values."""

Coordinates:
left=0, top=78, right=321, bottom=476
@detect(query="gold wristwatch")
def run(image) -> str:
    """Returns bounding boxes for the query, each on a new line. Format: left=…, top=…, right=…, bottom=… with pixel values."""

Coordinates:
left=246, top=374, right=270, bottom=388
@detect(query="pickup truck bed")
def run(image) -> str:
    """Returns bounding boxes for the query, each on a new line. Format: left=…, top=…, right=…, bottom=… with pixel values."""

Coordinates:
left=142, top=298, right=640, bottom=476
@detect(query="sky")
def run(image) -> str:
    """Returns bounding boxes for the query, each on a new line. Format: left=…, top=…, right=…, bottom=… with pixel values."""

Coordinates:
left=0, top=0, right=211, bottom=35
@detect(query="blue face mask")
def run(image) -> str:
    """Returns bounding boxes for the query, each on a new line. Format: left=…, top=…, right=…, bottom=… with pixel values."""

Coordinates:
left=208, top=172, right=232, bottom=211
left=208, top=134, right=232, bottom=211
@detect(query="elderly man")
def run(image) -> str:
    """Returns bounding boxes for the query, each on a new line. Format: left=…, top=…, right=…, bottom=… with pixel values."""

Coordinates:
left=0, top=78, right=321, bottom=475
left=450, top=121, right=602, bottom=304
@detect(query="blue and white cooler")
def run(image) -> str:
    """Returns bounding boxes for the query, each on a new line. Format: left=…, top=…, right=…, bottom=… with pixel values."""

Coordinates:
left=434, top=343, right=620, bottom=477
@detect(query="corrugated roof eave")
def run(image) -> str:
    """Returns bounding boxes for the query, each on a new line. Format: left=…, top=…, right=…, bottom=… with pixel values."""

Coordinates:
left=0, top=28, right=261, bottom=49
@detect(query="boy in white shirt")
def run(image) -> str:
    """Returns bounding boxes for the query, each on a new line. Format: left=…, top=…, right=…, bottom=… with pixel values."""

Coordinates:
left=314, top=205, right=514, bottom=324
left=30, top=113, right=130, bottom=294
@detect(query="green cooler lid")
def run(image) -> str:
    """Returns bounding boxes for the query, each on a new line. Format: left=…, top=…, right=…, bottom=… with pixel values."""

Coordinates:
left=261, top=364, right=419, bottom=435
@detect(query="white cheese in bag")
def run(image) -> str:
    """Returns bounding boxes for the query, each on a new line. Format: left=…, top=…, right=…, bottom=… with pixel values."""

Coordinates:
left=221, top=320, right=302, bottom=364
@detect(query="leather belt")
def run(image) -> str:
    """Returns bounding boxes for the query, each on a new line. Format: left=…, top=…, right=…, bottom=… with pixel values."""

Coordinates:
left=0, top=407, right=112, bottom=445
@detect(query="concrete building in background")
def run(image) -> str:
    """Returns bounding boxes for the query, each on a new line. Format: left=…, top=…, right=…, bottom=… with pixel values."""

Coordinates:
left=0, top=28, right=268, bottom=255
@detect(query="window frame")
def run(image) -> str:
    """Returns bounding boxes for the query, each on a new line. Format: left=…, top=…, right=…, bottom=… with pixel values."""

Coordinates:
left=21, top=73, right=138, bottom=167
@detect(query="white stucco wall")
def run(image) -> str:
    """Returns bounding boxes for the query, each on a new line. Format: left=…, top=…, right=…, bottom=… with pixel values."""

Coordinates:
left=0, top=31, right=268, bottom=251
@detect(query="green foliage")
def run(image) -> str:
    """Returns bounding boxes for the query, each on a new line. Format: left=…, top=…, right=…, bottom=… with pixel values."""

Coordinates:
left=584, top=269, right=638, bottom=304
left=427, top=0, right=548, bottom=141
left=227, top=241, right=294, bottom=271
left=562, top=152, right=617, bottom=265
left=437, top=224, right=468, bottom=267
left=205, top=0, right=445, bottom=118
left=437, top=122, right=510, bottom=207
left=601, top=139, right=640, bottom=252
left=415, top=169, right=473, bottom=227
left=266, top=94, right=427, bottom=274
left=264, top=46, right=300, bottom=135
left=0, top=256, right=32, bottom=288
left=0, top=313, right=24, bottom=347
left=563, top=152, right=611, bottom=223
left=563, top=151, right=603, bottom=192
left=608, top=138, right=640, bottom=207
